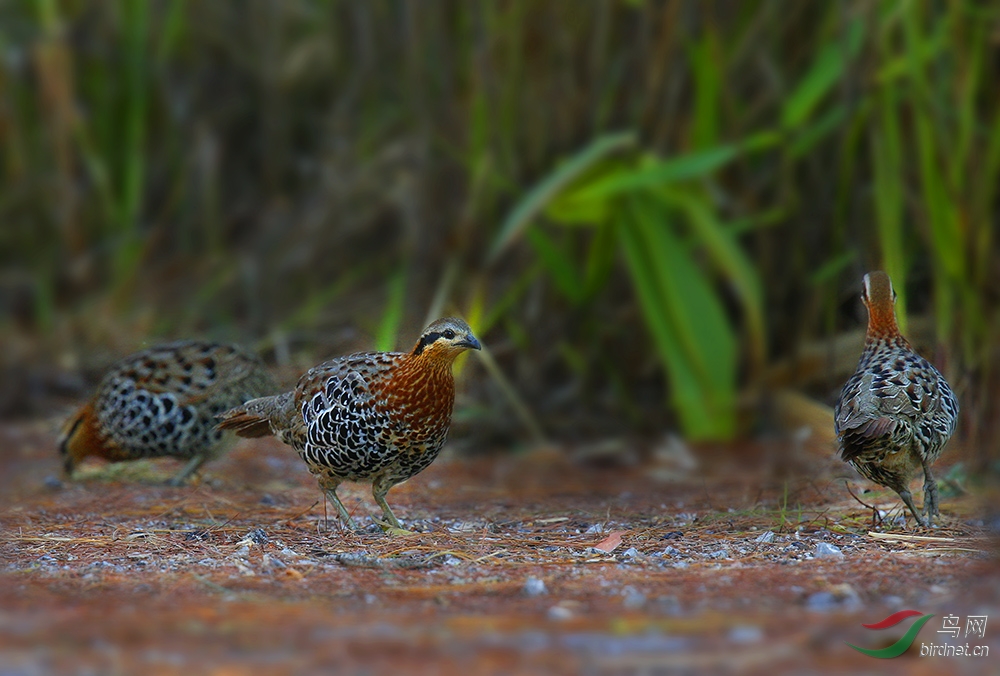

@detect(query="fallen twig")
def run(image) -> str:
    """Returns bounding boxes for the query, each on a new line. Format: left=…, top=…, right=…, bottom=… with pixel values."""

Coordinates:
left=867, top=532, right=956, bottom=543
left=845, top=481, right=883, bottom=527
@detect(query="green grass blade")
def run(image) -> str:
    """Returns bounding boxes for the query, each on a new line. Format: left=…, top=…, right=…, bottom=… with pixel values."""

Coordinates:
left=687, top=27, right=721, bottom=149
left=119, top=0, right=148, bottom=233
left=526, top=228, right=584, bottom=305
left=789, top=103, right=848, bottom=158
left=781, top=17, right=863, bottom=129
left=375, top=267, right=408, bottom=352
left=873, top=85, right=907, bottom=332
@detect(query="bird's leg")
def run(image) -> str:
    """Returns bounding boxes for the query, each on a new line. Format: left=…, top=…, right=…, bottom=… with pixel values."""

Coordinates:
left=319, top=478, right=358, bottom=532
left=170, top=435, right=233, bottom=486
left=371, top=477, right=409, bottom=533
left=168, top=454, right=207, bottom=486
left=921, top=460, right=939, bottom=525
left=896, top=487, right=929, bottom=528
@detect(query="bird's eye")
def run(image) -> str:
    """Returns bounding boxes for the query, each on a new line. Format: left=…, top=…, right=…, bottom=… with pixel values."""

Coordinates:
left=442, top=329, right=456, bottom=340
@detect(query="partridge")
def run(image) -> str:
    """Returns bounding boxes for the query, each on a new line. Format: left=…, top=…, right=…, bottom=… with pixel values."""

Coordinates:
left=835, top=271, right=959, bottom=526
left=217, top=317, right=481, bottom=531
left=60, top=341, right=276, bottom=485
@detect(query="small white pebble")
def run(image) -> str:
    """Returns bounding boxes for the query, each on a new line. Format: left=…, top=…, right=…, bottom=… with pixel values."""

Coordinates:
left=622, top=586, right=647, bottom=609
left=523, top=576, right=547, bottom=597
left=548, top=605, right=573, bottom=621
left=814, top=542, right=844, bottom=559
left=728, top=625, right=763, bottom=644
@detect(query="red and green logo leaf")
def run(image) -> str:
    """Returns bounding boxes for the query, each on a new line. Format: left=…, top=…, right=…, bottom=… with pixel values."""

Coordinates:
left=847, top=610, right=935, bottom=659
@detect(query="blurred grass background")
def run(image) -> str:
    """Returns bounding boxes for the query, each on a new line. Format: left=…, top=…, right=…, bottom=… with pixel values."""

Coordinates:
left=0, top=1, right=997, bottom=467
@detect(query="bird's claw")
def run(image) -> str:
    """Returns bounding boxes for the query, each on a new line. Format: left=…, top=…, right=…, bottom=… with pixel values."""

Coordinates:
left=383, top=526, right=416, bottom=536
left=370, top=513, right=412, bottom=535
left=921, top=480, right=939, bottom=526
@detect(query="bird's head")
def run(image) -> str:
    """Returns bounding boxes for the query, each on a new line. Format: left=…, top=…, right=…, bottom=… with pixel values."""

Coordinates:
left=861, top=271, right=900, bottom=338
left=58, top=403, right=98, bottom=476
left=411, top=317, right=482, bottom=362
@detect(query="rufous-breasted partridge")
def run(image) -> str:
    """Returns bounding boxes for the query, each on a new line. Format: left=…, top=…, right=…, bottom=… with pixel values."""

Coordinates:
left=60, top=341, right=276, bottom=485
left=217, top=317, right=481, bottom=531
left=835, top=271, right=959, bottom=527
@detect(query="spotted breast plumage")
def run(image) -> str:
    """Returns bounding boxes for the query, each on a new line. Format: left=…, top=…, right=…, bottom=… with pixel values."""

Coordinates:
left=835, top=271, right=959, bottom=527
left=217, top=317, right=481, bottom=531
left=60, top=341, right=277, bottom=485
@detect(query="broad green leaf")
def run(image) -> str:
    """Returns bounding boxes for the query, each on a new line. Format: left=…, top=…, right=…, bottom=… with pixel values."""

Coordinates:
left=488, top=131, right=636, bottom=262
left=566, top=131, right=780, bottom=205
left=619, top=196, right=737, bottom=439
left=571, top=145, right=740, bottom=203
left=544, top=159, right=626, bottom=225
left=583, top=223, right=618, bottom=300
left=660, top=189, right=766, bottom=372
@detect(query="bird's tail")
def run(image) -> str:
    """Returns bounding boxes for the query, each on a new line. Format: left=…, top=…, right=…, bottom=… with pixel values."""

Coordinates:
left=216, top=393, right=291, bottom=438
left=838, top=415, right=897, bottom=462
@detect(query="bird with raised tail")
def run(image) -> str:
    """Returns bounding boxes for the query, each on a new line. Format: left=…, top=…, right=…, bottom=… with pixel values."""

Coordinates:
left=835, top=271, right=959, bottom=527
left=217, top=317, right=481, bottom=531
left=60, top=341, right=277, bottom=485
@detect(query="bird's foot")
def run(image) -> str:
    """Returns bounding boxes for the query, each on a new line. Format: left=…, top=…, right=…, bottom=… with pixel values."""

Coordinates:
left=371, top=515, right=414, bottom=535
left=922, top=480, right=940, bottom=526
left=384, top=526, right=417, bottom=536
left=321, top=488, right=360, bottom=532
left=898, top=488, right=930, bottom=529
left=168, top=455, right=208, bottom=486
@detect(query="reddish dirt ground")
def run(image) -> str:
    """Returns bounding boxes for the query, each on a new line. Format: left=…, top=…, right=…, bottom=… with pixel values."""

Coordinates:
left=2, top=417, right=998, bottom=675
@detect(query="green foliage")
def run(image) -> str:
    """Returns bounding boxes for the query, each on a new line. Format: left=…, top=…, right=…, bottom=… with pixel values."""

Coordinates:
left=492, top=132, right=773, bottom=440
left=0, top=2, right=997, bottom=455
left=781, top=17, right=864, bottom=129
left=489, top=132, right=635, bottom=261
left=375, top=267, right=408, bottom=352
left=619, top=195, right=739, bottom=438
left=484, top=3, right=996, bottom=443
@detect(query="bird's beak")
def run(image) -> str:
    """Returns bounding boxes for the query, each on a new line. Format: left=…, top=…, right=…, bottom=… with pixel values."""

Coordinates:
left=60, top=441, right=75, bottom=476
left=459, top=334, right=482, bottom=351
left=59, top=414, right=83, bottom=477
